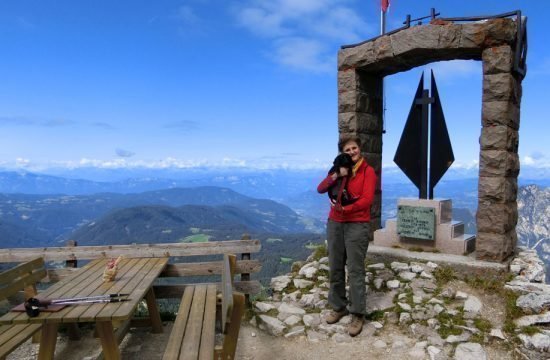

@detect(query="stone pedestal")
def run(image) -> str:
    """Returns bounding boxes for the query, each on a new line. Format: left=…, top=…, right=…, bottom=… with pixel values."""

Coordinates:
left=374, top=198, right=476, bottom=256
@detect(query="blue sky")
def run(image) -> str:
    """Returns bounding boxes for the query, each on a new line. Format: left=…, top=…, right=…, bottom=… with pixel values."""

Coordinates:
left=0, top=0, right=548, bottom=173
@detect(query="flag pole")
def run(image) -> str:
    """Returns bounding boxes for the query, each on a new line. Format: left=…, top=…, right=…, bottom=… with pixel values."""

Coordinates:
left=381, top=3, right=387, bottom=134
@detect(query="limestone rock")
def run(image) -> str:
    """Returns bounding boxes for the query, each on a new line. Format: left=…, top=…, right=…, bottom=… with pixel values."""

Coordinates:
left=516, top=293, right=550, bottom=314
left=282, top=290, right=300, bottom=303
left=399, top=312, right=412, bottom=325
left=518, top=333, right=550, bottom=352
left=454, top=342, right=487, bottom=360
left=258, top=315, right=286, bottom=336
left=366, top=290, right=397, bottom=313
left=446, top=332, right=471, bottom=343
left=367, top=263, right=385, bottom=270
left=427, top=346, right=441, bottom=360
left=410, top=263, right=425, bottom=274
left=391, top=261, right=409, bottom=272
left=489, top=329, right=506, bottom=340
left=373, top=339, right=387, bottom=348
left=387, top=280, right=400, bottom=289
left=514, top=312, right=550, bottom=327
left=284, top=315, right=302, bottom=326
left=278, top=303, right=306, bottom=315
left=271, top=275, right=291, bottom=292
left=254, top=301, right=276, bottom=313
left=464, top=295, right=482, bottom=319
left=293, top=278, right=314, bottom=289
left=303, top=314, right=321, bottom=327
left=299, top=262, right=319, bottom=278
left=306, top=330, right=328, bottom=343
left=285, top=326, right=305, bottom=338
left=399, top=271, right=417, bottom=281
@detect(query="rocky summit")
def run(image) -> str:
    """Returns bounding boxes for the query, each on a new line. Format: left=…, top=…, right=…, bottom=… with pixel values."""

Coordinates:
left=247, top=247, right=550, bottom=359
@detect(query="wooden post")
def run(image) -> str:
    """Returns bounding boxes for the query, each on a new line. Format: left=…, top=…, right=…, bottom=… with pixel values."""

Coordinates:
left=240, top=234, right=251, bottom=306
left=65, top=240, right=78, bottom=268
left=64, top=240, right=81, bottom=341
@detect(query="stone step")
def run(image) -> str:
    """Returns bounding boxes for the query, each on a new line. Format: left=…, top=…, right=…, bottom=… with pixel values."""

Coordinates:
left=449, top=234, right=476, bottom=255
left=442, top=220, right=464, bottom=238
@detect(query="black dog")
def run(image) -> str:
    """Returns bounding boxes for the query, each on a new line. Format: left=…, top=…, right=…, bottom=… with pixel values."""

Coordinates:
left=327, top=153, right=356, bottom=206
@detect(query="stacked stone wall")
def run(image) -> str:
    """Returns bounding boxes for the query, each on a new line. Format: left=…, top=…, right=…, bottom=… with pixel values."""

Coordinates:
left=477, top=44, right=522, bottom=261
left=338, top=69, right=384, bottom=231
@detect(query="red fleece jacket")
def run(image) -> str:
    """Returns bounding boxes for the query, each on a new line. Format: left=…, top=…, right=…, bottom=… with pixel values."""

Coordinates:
left=317, top=159, right=376, bottom=223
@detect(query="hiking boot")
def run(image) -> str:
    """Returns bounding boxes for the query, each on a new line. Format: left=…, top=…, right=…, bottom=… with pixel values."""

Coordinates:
left=325, top=309, right=349, bottom=324
left=348, top=314, right=364, bottom=337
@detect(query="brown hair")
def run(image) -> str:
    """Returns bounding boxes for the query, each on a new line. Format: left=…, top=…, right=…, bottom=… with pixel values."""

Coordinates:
left=338, top=135, right=362, bottom=152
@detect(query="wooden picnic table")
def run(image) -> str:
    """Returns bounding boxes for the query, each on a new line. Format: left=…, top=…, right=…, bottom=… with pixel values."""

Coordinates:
left=0, top=257, right=168, bottom=360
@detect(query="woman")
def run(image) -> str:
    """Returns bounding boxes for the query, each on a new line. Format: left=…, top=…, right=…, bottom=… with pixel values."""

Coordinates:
left=317, top=135, right=377, bottom=337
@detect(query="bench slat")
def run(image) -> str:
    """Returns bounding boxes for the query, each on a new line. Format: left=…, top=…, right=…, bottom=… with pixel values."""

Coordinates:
left=221, top=255, right=234, bottom=333
left=160, top=260, right=261, bottom=277
left=180, top=285, right=207, bottom=359
left=198, top=284, right=217, bottom=360
left=0, top=324, right=42, bottom=357
left=153, top=281, right=261, bottom=299
left=0, top=240, right=260, bottom=262
left=163, top=286, right=195, bottom=360
left=0, top=257, right=44, bottom=286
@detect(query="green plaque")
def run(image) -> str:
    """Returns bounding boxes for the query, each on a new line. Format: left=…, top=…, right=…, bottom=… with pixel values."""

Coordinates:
left=397, top=205, right=435, bottom=240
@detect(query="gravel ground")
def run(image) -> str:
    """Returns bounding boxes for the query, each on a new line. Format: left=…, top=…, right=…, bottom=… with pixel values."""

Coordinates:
left=7, top=322, right=517, bottom=360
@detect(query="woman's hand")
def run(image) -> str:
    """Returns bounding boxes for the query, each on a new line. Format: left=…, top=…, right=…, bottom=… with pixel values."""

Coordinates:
left=330, top=199, right=344, bottom=212
left=338, top=167, right=348, bottom=177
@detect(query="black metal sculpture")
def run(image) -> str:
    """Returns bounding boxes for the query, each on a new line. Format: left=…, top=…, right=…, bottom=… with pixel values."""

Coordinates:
left=394, top=70, right=454, bottom=199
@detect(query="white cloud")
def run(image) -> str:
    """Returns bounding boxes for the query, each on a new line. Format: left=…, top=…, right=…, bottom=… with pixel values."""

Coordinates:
left=523, top=154, right=550, bottom=168
left=234, top=0, right=372, bottom=72
left=15, top=158, right=31, bottom=167
left=422, top=60, right=481, bottom=81
left=271, top=37, right=333, bottom=73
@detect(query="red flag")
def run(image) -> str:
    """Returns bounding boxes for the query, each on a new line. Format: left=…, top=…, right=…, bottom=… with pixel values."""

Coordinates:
left=381, top=0, right=389, bottom=12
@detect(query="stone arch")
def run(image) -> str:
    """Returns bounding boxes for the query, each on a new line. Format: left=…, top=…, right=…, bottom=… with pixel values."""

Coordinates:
left=337, top=18, right=525, bottom=261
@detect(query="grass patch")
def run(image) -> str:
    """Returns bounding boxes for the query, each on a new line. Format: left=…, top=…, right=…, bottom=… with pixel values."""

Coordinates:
left=365, top=310, right=385, bottom=321
left=470, top=332, right=485, bottom=344
left=464, top=275, right=505, bottom=293
left=520, top=326, right=541, bottom=336
left=408, top=246, right=424, bottom=252
left=437, top=325, right=463, bottom=339
left=433, top=266, right=456, bottom=287
left=474, top=318, right=492, bottom=333
left=311, top=244, right=328, bottom=261
left=181, top=234, right=211, bottom=243
left=503, top=290, right=522, bottom=334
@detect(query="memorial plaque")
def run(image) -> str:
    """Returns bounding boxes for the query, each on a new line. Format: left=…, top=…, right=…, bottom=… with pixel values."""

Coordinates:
left=397, top=205, right=435, bottom=240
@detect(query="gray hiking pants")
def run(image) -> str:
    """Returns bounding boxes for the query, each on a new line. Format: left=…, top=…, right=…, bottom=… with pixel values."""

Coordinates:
left=327, top=219, right=371, bottom=315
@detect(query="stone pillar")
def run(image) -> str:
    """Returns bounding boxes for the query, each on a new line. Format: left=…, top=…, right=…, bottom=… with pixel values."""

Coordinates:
left=477, top=45, right=521, bottom=261
left=337, top=69, right=384, bottom=233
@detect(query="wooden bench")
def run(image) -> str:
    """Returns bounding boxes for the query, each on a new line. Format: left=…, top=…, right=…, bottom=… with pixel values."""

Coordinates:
left=0, top=257, right=47, bottom=360
left=163, top=254, right=244, bottom=360
left=0, top=237, right=260, bottom=357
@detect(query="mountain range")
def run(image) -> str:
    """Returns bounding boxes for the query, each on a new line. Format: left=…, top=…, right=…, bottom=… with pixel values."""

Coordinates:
left=516, top=184, right=550, bottom=282
left=0, top=169, right=546, bottom=282
left=0, top=186, right=323, bottom=247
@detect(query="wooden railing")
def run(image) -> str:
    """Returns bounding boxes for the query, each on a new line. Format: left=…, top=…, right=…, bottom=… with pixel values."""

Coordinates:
left=0, top=236, right=262, bottom=299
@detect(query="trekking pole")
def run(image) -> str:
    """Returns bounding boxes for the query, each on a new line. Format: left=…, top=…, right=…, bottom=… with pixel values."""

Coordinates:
left=24, top=294, right=130, bottom=317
